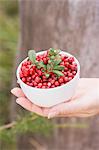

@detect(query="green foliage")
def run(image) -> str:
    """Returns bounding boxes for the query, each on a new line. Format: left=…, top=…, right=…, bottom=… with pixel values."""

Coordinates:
left=28, top=48, right=64, bottom=77
left=53, top=70, right=64, bottom=77
left=0, top=113, right=53, bottom=144
left=28, top=50, right=36, bottom=64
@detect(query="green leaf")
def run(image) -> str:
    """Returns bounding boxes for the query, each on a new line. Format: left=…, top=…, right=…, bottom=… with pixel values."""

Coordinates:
left=48, top=48, right=60, bottom=56
left=28, top=50, right=36, bottom=64
left=45, top=73, right=50, bottom=78
left=47, top=64, right=52, bottom=72
left=50, top=56, right=55, bottom=59
left=37, top=61, right=46, bottom=70
left=53, top=70, right=64, bottom=76
left=53, top=59, right=61, bottom=65
left=54, top=65, right=65, bottom=70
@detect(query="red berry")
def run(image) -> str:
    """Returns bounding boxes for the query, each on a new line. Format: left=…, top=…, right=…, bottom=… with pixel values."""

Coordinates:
left=61, top=83, right=65, bottom=86
left=51, top=80, right=55, bottom=84
left=58, top=77, right=64, bottom=84
left=32, top=74, right=36, bottom=79
left=63, top=72, right=67, bottom=76
left=20, top=71, right=24, bottom=78
left=36, top=70, right=42, bottom=76
left=55, top=81, right=59, bottom=87
left=68, top=57, right=74, bottom=63
left=42, top=75, right=46, bottom=79
left=29, top=83, right=33, bottom=87
left=23, top=69, right=30, bottom=77
left=72, top=71, right=76, bottom=75
left=22, top=77, right=26, bottom=83
left=42, top=86, right=46, bottom=89
left=35, top=76, right=41, bottom=83
left=38, top=83, right=42, bottom=88
left=35, top=73, right=38, bottom=77
left=43, top=58, right=48, bottom=64
left=60, top=62, right=64, bottom=66
left=68, top=72, right=73, bottom=77
left=30, top=68, right=34, bottom=75
left=64, top=77, right=69, bottom=83
left=68, top=77, right=72, bottom=81
left=64, top=67, right=68, bottom=71
left=22, top=61, right=28, bottom=66
left=27, top=77, right=32, bottom=82
left=34, top=82, right=37, bottom=87
left=26, top=82, right=30, bottom=85
left=51, top=85, right=55, bottom=88
left=47, top=82, right=51, bottom=87
left=27, top=61, right=31, bottom=65
left=43, top=82, right=47, bottom=86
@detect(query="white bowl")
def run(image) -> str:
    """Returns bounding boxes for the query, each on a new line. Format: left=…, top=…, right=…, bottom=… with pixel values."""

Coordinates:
left=16, top=51, right=80, bottom=107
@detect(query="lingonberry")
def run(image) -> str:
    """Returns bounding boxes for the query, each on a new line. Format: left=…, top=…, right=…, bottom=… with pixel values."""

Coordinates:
left=64, top=77, right=69, bottom=83
left=50, top=79, right=55, bottom=84
left=27, top=77, right=32, bottom=82
left=34, top=82, right=38, bottom=87
left=35, top=76, right=41, bottom=83
left=29, top=83, right=34, bottom=87
left=51, top=85, right=55, bottom=88
left=20, top=49, right=78, bottom=89
left=29, top=68, right=34, bottom=75
left=20, top=71, right=24, bottom=78
left=42, top=86, right=46, bottom=89
left=43, top=58, right=48, bottom=64
left=68, top=72, right=73, bottom=77
left=72, top=71, right=76, bottom=75
left=68, top=57, right=74, bottom=63
left=43, top=82, right=47, bottom=86
left=38, top=83, right=42, bottom=88
left=22, top=77, right=26, bottom=83
left=55, top=81, right=59, bottom=87
left=36, top=70, right=42, bottom=76
left=68, top=77, right=72, bottom=81
left=47, top=82, right=51, bottom=87
left=58, top=77, right=64, bottom=84
left=32, top=74, right=36, bottom=79
left=23, top=69, right=30, bottom=77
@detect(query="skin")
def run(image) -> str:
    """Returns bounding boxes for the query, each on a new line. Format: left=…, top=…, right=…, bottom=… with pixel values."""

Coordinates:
left=11, top=78, right=99, bottom=119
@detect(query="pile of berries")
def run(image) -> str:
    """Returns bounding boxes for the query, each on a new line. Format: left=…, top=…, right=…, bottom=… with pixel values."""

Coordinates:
left=19, top=49, right=77, bottom=89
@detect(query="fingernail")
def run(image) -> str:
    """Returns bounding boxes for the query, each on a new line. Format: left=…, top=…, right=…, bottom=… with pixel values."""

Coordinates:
left=48, top=111, right=59, bottom=119
left=16, top=99, right=20, bottom=104
left=11, top=89, right=14, bottom=94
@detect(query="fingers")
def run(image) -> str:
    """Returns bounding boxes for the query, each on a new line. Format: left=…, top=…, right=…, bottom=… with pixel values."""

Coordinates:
left=48, top=106, right=99, bottom=119
left=11, top=87, right=25, bottom=97
left=48, top=95, right=88, bottom=119
left=11, top=87, right=48, bottom=117
left=16, top=97, right=46, bottom=117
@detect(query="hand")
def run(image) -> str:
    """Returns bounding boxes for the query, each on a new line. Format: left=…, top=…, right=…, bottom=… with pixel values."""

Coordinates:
left=11, top=87, right=48, bottom=117
left=47, top=78, right=99, bottom=118
left=11, top=78, right=99, bottom=119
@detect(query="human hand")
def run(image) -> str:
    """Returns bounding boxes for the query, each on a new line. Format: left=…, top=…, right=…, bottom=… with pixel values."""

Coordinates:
left=11, top=78, right=99, bottom=119
left=11, top=87, right=48, bottom=117
left=47, top=78, right=99, bottom=118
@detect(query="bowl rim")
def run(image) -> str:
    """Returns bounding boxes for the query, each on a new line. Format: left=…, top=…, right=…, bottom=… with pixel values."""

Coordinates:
left=16, top=50, right=80, bottom=91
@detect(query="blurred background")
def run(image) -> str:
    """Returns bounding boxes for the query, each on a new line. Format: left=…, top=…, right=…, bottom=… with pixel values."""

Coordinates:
left=0, top=0, right=99, bottom=150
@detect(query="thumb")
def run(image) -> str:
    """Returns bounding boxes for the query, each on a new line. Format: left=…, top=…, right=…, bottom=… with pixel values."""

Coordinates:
left=48, top=99, right=82, bottom=119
